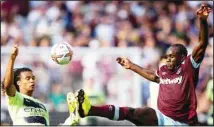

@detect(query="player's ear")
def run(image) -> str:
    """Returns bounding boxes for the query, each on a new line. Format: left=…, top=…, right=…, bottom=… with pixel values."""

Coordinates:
left=17, top=81, right=21, bottom=86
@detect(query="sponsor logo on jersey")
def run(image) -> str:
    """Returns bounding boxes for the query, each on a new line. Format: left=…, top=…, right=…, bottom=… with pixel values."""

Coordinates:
left=160, top=76, right=183, bottom=85
left=24, top=107, right=47, bottom=117
left=162, top=72, right=167, bottom=75
left=23, top=98, right=47, bottom=117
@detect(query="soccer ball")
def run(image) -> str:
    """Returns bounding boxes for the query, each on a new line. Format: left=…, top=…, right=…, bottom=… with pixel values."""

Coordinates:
left=51, top=42, right=73, bottom=65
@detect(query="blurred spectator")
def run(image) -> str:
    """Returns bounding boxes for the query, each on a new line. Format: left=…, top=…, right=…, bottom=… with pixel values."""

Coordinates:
left=206, top=78, right=213, bottom=125
left=1, top=79, right=7, bottom=110
left=197, top=69, right=213, bottom=125
left=1, top=1, right=212, bottom=49
left=32, top=61, right=51, bottom=95
left=48, top=83, right=66, bottom=111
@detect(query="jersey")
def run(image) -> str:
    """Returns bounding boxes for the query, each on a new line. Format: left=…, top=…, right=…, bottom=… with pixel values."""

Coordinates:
left=6, top=91, right=49, bottom=125
left=156, top=55, right=200, bottom=125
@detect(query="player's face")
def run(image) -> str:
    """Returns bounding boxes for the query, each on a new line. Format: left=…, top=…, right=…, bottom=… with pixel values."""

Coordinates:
left=165, top=47, right=182, bottom=71
left=18, top=71, right=36, bottom=93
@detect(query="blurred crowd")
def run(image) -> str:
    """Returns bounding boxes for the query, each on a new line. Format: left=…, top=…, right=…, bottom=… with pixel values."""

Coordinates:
left=1, top=0, right=213, bottom=125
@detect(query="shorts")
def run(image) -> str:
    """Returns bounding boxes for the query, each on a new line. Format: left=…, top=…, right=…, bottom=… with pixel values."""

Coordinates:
left=155, top=109, right=188, bottom=125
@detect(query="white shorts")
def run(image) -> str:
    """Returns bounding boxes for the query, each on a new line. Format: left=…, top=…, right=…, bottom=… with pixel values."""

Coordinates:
left=155, top=109, right=188, bottom=125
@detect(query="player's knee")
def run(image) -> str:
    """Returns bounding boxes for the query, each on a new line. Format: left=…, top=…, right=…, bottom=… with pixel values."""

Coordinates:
left=134, top=107, right=158, bottom=125
left=124, top=107, right=158, bottom=125
left=142, top=107, right=158, bottom=125
left=125, top=107, right=135, bottom=119
left=144, top=107, right=156, bottom=115
left=142, top=107, right=157, bottom=119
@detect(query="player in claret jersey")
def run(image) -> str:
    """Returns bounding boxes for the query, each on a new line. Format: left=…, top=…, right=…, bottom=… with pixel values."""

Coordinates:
left=73, top=4, right=212, bottom=126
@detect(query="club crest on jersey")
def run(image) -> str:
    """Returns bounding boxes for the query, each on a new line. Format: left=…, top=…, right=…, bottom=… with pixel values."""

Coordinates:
left=162, top=72, right=167, bottom=75
left=160, top=76, right=183, bottom=85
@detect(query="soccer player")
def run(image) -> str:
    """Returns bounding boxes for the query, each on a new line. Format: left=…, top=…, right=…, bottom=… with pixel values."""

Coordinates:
left=73, top=4, right=212, bottom=125
left=3, top=44, right=80, bottom=125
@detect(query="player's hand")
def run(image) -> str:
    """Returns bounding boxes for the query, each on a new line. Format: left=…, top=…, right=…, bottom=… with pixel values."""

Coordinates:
left=196, top=4, right=212, bottom=20
left=10, top=44, right=19, bottom=59
left=116, top=57, right=133, bottom=69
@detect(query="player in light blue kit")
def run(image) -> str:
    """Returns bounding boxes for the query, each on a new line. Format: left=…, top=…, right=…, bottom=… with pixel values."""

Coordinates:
left=3, top=44, right=80, bottom=125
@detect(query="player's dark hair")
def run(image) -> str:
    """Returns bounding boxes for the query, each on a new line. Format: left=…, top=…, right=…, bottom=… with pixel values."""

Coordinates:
left=13, top=68, right=32, bottom=92
left=171, top=44, right=188, bottom=57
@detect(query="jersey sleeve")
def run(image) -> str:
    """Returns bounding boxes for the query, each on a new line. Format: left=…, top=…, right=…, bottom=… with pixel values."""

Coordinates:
left=6, top=91, right=24, bottom=106
left=190, top=55, right=201, bottom=68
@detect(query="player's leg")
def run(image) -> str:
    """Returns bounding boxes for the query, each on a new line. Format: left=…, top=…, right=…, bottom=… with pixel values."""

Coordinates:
left=125, top=107, right=158, bottom=125
left=76, top=89, right=158, bottom=126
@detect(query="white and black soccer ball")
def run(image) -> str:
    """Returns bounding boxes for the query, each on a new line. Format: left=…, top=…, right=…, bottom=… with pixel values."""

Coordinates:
left=51, top=42, right=73, bottom=65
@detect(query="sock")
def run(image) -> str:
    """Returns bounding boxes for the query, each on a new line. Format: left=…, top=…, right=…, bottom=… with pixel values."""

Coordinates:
left=118, top=107, right=129, bottom=120
left=88, top=105, right=128, bottom=120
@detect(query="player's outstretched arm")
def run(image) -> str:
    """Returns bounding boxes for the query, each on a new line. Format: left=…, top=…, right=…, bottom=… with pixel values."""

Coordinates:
left=4, top=44, right=19, bottom=96
left=116, top=57, right=160, bottom=83
left=192, top=4, right=211, bottom=63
